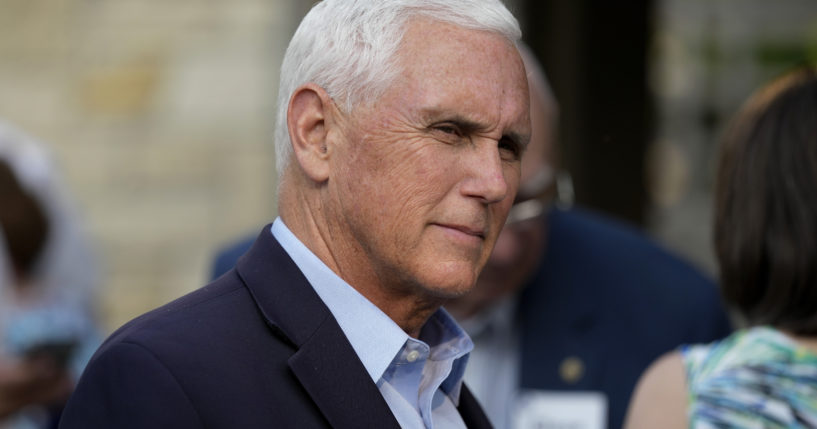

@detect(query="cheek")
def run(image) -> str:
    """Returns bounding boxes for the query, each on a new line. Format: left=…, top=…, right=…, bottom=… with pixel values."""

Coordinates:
left=378, top=162, right=440, bottom=230
left=338, top=142, right=431, bottom=237
left=368, top=141, right=450, bottom=208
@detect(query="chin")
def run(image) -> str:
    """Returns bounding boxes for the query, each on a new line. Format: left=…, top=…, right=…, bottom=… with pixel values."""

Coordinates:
left=394, top=252, right=487, bottom=300
left=415, top=264, right=480, bottom=299
left=425, top=283, right=475, bottom=300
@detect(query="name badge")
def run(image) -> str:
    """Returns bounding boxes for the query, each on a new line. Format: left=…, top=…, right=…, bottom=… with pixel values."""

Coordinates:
left=511, top=390, right=607, bottom=429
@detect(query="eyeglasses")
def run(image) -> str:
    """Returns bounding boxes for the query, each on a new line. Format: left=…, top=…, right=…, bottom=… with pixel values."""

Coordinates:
left=505, top=168, right=574, bottom=226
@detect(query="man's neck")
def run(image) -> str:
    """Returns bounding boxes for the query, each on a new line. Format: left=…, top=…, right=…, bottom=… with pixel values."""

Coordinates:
left=279, top=188, right=444, bottom=338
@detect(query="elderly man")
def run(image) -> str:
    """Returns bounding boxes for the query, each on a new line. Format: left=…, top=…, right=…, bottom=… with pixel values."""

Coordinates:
left=59, top=0, right=529, bottom=428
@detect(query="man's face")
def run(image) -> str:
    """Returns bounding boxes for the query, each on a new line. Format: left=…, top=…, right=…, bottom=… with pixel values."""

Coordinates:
left=446, top=68, right=556, bottom=319
left=326, top=19, right=530, bottom=301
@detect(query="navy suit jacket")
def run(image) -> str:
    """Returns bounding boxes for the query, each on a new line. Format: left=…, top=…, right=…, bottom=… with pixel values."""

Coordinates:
left=60, top=226, right=490, bottom=428
left=516, top=208, right=731, bottom=428
left=208, top=209, right=732, bottom=429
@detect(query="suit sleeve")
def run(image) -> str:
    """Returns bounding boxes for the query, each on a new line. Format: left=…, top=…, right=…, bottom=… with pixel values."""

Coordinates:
left=59, top=341, right=204, bottom=429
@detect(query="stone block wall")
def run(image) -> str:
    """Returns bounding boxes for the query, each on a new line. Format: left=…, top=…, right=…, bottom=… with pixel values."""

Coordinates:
left=0, top=0, right=312, bottom=330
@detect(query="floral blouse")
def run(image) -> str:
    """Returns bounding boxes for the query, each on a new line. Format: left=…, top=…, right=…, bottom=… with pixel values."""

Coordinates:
left=682, top=326, right=817, bottom=428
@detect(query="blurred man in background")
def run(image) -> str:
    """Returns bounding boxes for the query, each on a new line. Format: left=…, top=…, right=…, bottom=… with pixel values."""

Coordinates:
left=443, top=45, right=732, bottom=429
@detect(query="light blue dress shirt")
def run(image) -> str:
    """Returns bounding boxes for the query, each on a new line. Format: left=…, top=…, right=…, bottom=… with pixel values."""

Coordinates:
left=271, top=218, right=474, bottom=428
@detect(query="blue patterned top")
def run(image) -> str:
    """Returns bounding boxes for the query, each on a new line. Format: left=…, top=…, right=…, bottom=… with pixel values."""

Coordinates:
left=682, top=326, right=817, bottom=428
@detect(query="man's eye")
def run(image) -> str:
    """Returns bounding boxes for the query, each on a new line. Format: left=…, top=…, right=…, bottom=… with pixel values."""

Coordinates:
left=433, top=124, right=462, bottom=137
left=499, top=137, right=521, bottom=160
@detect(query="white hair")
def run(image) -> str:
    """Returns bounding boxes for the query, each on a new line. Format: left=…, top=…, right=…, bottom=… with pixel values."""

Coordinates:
left=274, top=0, right=522, bottom=178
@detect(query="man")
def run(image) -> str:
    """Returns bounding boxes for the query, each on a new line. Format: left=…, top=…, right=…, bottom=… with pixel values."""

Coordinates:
left=210, top=41, right=734, bottom=429
left=210, top=41, right=733, bottom=428
left=444, top=47, right=732, bottom=429
left=59, top=0, right=530, bottom=428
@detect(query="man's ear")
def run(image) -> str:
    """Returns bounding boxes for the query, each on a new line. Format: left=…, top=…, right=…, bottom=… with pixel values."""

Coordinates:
left=287, top=83, right=335, bottom=183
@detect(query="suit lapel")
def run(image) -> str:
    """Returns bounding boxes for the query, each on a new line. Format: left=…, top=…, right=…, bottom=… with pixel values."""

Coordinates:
left=237, top=225, right=489, bottom=428
left=458, top=384, right=494, bottom=429
left=289, top=315, right=401, bottom=428
left=518, top=210, right=602, bottom=390
left=236, top=226, right=400, bottom=428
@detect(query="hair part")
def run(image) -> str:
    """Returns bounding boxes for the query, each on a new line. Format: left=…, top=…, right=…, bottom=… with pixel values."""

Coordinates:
left=714, top=66, right=817, bottom=334
left=274, top=0, right=522, bottom=178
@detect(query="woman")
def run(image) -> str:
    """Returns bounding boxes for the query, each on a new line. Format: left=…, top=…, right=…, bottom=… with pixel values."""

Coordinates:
left=625, top=67, right=817, bottom=428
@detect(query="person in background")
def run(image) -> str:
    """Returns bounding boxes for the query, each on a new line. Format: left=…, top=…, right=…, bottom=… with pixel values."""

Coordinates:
left=0, top=121, right=101, bottom=429
left=625, top=66, right=817, bottom=428
left=210, top=43, right=733, bottom=429
left=442, top=45, right=732, bottom=429
left=60, top=0, right=530, bottom=427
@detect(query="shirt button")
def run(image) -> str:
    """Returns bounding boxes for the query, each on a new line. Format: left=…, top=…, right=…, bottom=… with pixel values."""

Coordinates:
left=406, top=350, right=421, bottom=362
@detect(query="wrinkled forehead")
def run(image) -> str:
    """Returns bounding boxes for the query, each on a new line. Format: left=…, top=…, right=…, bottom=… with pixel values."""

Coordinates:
left=395, top=16, right=520, bottom=65
left=395, top=19, right=529, bottom=117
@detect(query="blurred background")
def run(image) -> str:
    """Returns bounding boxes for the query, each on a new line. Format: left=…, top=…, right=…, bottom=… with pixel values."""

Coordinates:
left=0, top=0, right=815, bottom=332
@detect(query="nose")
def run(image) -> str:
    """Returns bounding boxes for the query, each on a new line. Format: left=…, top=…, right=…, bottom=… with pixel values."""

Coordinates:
left=460, top=140, right=511, bottom=204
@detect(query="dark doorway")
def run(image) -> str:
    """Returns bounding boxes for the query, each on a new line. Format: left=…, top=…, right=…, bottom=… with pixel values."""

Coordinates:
left=521, top=1, right=654, bottom=227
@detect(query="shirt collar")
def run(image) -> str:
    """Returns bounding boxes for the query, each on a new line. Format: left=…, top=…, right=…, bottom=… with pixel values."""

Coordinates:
left=271, top=218, right=474, bottom=401
left=271, top=218, right=407, bottom=382
left=423, top=308, right=473, bottom=402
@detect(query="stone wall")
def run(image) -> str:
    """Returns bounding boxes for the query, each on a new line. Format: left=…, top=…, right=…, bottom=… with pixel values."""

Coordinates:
left=0, top=0, right=312, bottom=330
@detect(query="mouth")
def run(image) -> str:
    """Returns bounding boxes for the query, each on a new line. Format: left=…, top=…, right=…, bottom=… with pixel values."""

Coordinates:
left=433, top=223, right=486, bottom=240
